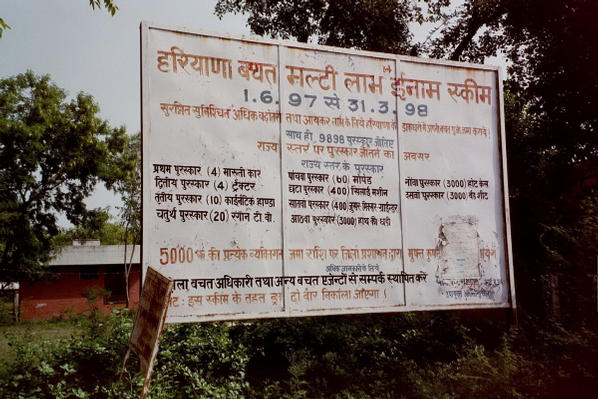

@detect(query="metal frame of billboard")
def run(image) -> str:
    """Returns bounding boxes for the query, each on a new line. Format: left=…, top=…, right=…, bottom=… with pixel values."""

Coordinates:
left=140, top=21, right=516, bottom=323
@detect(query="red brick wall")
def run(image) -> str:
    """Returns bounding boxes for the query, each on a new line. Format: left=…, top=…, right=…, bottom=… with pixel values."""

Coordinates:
left=20, top=265, right=140, bottom=320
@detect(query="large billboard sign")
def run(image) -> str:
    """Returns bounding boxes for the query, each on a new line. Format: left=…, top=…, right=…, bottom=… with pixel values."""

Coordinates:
left=141, top=22, right=515, bottom=323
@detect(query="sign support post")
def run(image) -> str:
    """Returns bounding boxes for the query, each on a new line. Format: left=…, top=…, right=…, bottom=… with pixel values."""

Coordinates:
left=122, top=267, right=173, bottom=399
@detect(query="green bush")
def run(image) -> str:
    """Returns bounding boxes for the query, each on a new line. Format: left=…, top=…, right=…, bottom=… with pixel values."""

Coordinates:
left=0, top=309, right=134, bottom=398
left=0, top=311, right=596, bottom=398
left=0, top=291, right=15, bottom=325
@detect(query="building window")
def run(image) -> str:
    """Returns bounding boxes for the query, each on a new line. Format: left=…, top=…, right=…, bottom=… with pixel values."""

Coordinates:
left=104, top=265, right=127, bottom=303
left=80, top=266, right=99, bottom=280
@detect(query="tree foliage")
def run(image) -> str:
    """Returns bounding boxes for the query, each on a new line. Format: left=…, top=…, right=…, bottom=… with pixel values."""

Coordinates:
left=88, top=0, right=119, bottom=16
left=51, top=209, right=131, bottom=247
left=112, top=132, right=141, bottom=306
left=0, top=71, right=132, bottom=286
left=215, top=0, right=419, bottom=54
left=0, top=18, right=9, bottom=38
left=449, top=0, right=598, bottom=325
left=113, top=132, right=141, bottom=247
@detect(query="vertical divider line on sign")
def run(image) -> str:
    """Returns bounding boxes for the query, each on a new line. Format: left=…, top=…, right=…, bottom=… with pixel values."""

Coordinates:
left=394, top=57, right=408, bottom=306
left=277, top=43, right=286, bottom=313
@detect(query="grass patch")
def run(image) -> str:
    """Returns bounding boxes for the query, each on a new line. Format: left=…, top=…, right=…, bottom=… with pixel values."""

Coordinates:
left=0, top=319, right=82, bottom=378
left=0, top=292, right=15, bottom=325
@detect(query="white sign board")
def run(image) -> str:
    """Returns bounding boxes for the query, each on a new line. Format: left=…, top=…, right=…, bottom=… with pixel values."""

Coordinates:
left=141, top=22, right=515, bottom=323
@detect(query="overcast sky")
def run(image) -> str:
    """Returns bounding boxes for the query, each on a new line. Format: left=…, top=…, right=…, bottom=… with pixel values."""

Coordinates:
left=1, top=0, right=250, bottom=130
left=0, top=0, right=251, bottom=225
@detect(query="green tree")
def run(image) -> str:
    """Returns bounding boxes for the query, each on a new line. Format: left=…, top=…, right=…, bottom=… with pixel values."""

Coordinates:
left=0, top=18, right=9, bottom=38
left=88, top=0, right=119, bottom=15
left=112, top=132, right=141, bottom=307
left=0, top=71, right=132, bottom=288
left=51, top=208, right=131, bottom=247
left=215, top=0, right=420, bottom=54
left=112, top=133, right=141, bottom=248
left=49, top=132, right=139, bottom=306
left=428, top=0, right=598, bottom=324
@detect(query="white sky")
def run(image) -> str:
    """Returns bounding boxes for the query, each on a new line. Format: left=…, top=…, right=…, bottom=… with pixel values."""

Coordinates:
left=0, top=0, right=251, bottom=226
left=1, top=0, right=250, bottom=130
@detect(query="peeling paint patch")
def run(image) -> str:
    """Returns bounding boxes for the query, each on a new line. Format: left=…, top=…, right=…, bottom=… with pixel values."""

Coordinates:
left=436, top=215, right=480, bottom=280
left=435, top=216, right=504, bottom=301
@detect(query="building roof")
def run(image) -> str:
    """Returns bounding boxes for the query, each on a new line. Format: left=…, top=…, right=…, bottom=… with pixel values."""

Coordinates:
left=1, top=282, right=19, bottom=290
left=49, top=244, right=140, bottom=266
